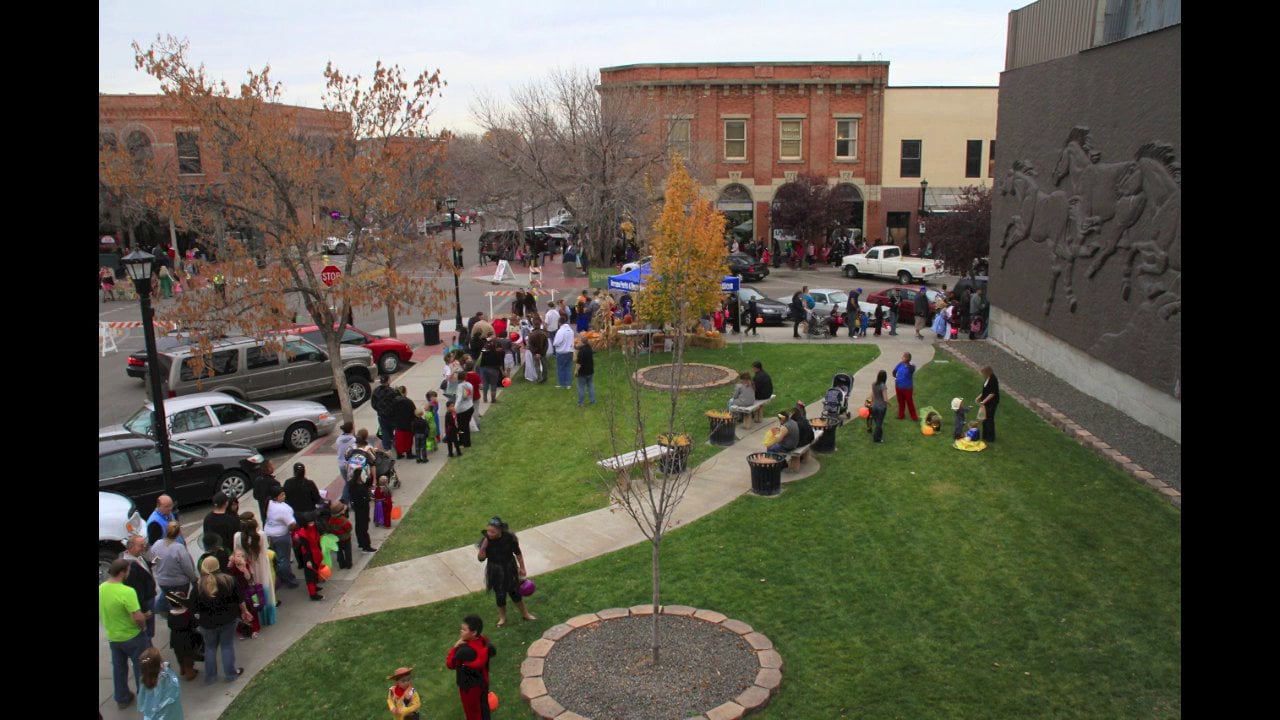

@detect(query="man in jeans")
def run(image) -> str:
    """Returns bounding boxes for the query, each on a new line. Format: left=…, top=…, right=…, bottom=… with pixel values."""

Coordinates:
left=264, top=484, right=300, bottom=589
left=552, top=322, right=575, bottom=389
left=371, top=374, right=398, bottom=450
left=100, top=558, right=150, bottom=710
left=575, top=333, right=595, bottom=406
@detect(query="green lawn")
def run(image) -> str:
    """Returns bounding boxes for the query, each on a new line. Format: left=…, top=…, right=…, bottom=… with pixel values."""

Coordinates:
left=373, top=343, right=880, bottom=565
left=224, top=351, right=1180, bottom=720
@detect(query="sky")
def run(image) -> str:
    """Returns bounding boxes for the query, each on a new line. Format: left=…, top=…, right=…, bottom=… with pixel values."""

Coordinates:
left=100, top=0, right=1017, bottom=135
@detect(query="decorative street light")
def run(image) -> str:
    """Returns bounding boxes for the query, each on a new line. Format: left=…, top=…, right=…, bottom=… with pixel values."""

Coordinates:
left=445, top=197, right=463, bottom=332
left=919, top=179, right=929, bottom=213
left=121, top=249, right=176, bottom=499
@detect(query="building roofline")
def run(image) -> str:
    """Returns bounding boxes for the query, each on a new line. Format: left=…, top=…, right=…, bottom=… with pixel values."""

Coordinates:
left=887, top=85, right=999, bottom=90
left=600, top=60, right=890, bottom=72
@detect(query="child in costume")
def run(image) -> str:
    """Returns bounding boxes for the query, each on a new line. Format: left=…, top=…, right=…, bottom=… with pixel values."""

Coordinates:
left=385, top=666, right=422, bottom=719
left=951, top=397, right=968, bottom=440
left=374, top=477, right=394, bottom=528
left=445, top=401, right=462, bottom=457
left=291, top=512, right=325, bottom=601
left=326, top=501, right=354, bottom=569
left=163, top=591, right=201, bottom=681
left=412, top=409, right=431, bottom=464
left=227, top=549, right=261, bottom=638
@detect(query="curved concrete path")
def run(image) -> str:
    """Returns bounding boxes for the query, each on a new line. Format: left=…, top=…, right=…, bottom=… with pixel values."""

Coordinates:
left=328, top=329, right=934, bottom=621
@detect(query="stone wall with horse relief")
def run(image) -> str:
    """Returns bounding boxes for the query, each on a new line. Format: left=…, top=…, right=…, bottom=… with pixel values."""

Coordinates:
left=989, top=24, right=1180, bottom=440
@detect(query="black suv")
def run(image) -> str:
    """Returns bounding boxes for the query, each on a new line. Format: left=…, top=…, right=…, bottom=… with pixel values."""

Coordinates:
left=98, top=433, right=264, bottom=516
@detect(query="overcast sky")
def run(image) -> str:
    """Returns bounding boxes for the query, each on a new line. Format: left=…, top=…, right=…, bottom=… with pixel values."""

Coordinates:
left=100, top=0, right=1016, bottom=135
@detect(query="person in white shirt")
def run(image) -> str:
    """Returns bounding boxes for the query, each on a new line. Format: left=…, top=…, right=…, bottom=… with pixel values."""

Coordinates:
left=552, top=323, right=575, bottom=389
left=454, top=370, right=476, bottom=447
left=263, top=486, right=299, bottom=589
left=543, top=302, right=560, bottom=333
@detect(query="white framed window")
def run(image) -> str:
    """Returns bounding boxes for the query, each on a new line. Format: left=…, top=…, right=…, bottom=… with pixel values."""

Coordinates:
left=667, top=118, right=691, bottom=159
left=724, top=120, right=746, bottom=160
left=779, top=119, right=802, bottom=160
left=835, top=119, right=858, bottom=159
left=175, top=131, right=202, bottom=174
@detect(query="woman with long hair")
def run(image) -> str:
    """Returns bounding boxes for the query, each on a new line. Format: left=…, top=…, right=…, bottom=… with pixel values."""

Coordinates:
left=870, top=369, right=889, bottom=443
left=137, top=647, right=184, bottom=719
left=233, top=513, right=276, bottom=624
left=476, top=516, right=535, bottom=628
left=190, top=556, right=249, bottom=684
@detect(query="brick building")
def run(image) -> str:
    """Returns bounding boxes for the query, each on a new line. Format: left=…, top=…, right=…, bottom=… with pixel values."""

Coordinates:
left=599, top=62, right=889, bottom=249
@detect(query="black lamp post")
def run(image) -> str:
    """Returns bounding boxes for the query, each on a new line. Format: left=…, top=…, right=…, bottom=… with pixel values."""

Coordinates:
left=122, top=249, right=176, bottom=499
left=445, top=196, right=463, bottom=332
left=919, top=179, right=929, bottom=213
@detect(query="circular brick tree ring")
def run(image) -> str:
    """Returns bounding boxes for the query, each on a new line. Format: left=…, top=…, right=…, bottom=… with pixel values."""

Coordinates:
left=633, top=363, right=738, bottom=392
left=521, top=605, right=783, bottom=719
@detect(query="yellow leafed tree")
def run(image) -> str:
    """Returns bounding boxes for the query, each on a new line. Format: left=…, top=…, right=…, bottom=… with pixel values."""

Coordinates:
left=634, top=154, right=727, bottom=351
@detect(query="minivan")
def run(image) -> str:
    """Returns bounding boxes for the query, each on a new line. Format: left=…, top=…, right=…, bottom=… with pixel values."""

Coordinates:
left=150, top=335, right=376, bottom=406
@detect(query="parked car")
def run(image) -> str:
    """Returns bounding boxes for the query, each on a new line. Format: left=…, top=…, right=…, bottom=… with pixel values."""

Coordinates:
left=104, top=392, right=338, bottom=452
left=865, top=287, right=946, bottom=324
left=841, top=245, right=945, bottom=284
left=98, top=433, right=264, bottom=517
left=99, top=491, right=146, bottom=584
left=150, top=335, right=376, bottom=407
left=736, top=286, right=789, bottom=326
left=726, top=253, right=769, bottom=281
left=801, top=288, right=851, bottom=318
left=290, top=324, right=413, bottom=375
left=126, top=332, right=200, bottom=379
left=322, top=232, right=354, bottom=254
left=621, top=255, right=653, bottom=273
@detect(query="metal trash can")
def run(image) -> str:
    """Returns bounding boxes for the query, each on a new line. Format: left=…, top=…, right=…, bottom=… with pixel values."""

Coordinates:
left=747, top=453, right=785, bottom=496
left=657, top=434, right=692, bottom=475
left=811, top=419, right=836, bottom=453
left=706, top=411, right=736, bottom=446
left=420, top=319, right=441, bottom=346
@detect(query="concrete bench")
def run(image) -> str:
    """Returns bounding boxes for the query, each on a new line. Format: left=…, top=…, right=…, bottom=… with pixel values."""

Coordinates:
left=786, top=429, right=823, bottom=471
left=598, top=444, right=671, bottom=491
left=729, top=394, right=776, bottom=428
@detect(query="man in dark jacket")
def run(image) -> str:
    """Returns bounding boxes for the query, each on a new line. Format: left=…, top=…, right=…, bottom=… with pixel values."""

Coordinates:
left=914, top=287, right=930, bottom=339
left=283, top=463, right=322, bottom=517
left=845, top=288, right=861, bottom=338
left=371, top=374, right=398, bottom=450
left=250, top=460, right=277, bottom=522
left=122, top=534, right=157, bottom=639
left=790, top=290, right=806, bottom=338
left=202, top=491, right=242, bottom=556
left=745, top=297, right=760, bottom=336
left=528, top=321, right=550, bottom=383
left=751, top=361, right=773, bottom=401
left=727, top=293, right=741, bottom=334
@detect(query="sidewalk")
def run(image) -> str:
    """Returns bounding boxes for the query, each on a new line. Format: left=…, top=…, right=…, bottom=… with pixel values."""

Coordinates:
left=97, top=322, right=932, bottom=718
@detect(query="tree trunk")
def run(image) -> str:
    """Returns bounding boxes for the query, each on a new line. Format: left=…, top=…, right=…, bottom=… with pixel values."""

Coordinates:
left=386, top=294, right=398, bottom=339
left=651, top=536, right=661, bottom=666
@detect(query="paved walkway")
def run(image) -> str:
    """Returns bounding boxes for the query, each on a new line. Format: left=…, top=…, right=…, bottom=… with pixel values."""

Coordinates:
left=96, top=322, right=931, bottom=718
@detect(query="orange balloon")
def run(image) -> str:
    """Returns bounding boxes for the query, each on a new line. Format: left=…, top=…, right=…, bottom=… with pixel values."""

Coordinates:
left=858, top=406, right=870, bottom=419
left=488, top=691, right=499, bottom=711
left=317, top=564, right=332, bottom=581
left=922, top=425, right=935, bottom=436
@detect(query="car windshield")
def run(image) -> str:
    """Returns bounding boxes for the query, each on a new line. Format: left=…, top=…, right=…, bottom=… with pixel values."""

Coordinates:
left=828, top=292, right=848, bottom=304
left=246, top=400, right=269, bottom=415
left=169, top=439, right=207, bottom=457
left=122, top=408, right=153, bottom=435
left=739, top=288, right=761, bottom=301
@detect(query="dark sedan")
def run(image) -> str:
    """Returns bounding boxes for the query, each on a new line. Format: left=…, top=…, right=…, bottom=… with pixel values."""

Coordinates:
left=726, top=253, right=769, bottom=281
left=98, top=433, right=264, bottom=516
left=736, top=286, right=789, bottom=326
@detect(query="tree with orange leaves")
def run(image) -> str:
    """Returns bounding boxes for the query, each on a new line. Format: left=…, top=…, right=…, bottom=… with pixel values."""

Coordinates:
left=100, top=36, right=450, bottom=423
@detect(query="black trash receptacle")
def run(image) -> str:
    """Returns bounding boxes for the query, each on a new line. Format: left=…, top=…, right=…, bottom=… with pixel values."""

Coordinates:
left=811, top=419, right=836, bottom=453
left=421, top=319, right=441, bottom=346
left=657, top=434, right=691, bottom=475
left=747, top=453, right=785, bottom=496
left=707, top=411, right=736, bottom=446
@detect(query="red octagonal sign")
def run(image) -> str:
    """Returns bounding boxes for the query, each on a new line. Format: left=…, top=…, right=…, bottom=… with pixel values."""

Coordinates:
left=320, top=265, right=342, bottom=287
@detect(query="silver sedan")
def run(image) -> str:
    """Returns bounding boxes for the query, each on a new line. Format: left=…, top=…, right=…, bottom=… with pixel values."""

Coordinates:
left=102, top=392, right=338, bottom=452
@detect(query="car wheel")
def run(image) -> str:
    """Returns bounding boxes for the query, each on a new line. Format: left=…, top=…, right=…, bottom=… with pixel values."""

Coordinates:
left=334, top=243, right=348, bottom=254
left=379, top=352, right=401, bottom=375
left=347, top=377, right=372, bottom=406
left=218, top=470, right=249, bottom=499
left=897, top=270, right=913, bottom=285
left=284, top=422, right=316, bottom=452
left=844, top=265, right=858, bottom=278
left=99, top=546, right=121, bottom=585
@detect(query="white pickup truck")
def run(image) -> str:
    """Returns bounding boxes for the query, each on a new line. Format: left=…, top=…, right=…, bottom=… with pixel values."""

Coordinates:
left=840, top=245, right=945, bottom=284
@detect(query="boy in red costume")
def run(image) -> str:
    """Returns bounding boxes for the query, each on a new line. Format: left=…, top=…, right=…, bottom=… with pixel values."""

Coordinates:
left=325, top=501, right=353, bottom=569
left=446, top=614, right=497, bottom=720
left=291, top=512, right=325, bottom=600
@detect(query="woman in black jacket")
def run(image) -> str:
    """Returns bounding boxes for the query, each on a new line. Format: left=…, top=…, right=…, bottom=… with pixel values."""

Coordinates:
left=478, top=338, right=504, bottom=403
left=349, top=466, right=376, bottom=553
left=976, top=366, right=1001, bottom=442
left=191, top=556, right=248, bottom=684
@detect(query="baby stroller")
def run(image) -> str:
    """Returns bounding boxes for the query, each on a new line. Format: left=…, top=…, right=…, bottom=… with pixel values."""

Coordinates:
left=375, top=449, right=401, bottom=489
left=822, top=373, right=854, bottom=426
left=805, top=309, right=832, bottom=338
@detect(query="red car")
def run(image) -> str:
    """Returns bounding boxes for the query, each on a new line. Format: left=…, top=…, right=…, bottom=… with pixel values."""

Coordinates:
left=290, top=324, right=413, bottom=375
left=864, top=287, right=945, bottom=325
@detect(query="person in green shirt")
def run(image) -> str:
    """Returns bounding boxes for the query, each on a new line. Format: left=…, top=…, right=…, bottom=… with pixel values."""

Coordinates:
left=100, top=558, right=151, bottom=710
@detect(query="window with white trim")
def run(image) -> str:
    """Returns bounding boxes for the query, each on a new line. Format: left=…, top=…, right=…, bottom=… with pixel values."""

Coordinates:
left=667, top=119, right=691, bottom=159
left=724, top=120, right=746, bottom=160
left=835, top=119, right=858, bottom=159
left=176, top=131, right=203, bottom=175
left=779, top=120, right=802, bottom=160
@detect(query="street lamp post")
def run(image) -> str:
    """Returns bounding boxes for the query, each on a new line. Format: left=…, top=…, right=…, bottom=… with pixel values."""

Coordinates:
left=122, top=249, right=176, bottom=499
left=445, top=197, right=463, bottom=332
left=919, top=179, right=929, bottom=213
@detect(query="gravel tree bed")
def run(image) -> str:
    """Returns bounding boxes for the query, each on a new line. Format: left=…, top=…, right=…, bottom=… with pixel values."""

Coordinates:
left=541, top=615, right=758, bottom=719
left=634, top=363, right=738, bottom=392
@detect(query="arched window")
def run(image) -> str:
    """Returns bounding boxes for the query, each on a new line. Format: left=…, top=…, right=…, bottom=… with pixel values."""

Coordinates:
left=831, top=183, right=864, bottom=231
left=126, top=130, right=152, bottom=160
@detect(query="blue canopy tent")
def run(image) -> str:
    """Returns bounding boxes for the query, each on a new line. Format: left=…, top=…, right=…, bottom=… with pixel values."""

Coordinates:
left=607, top=263, right=740, bottom=293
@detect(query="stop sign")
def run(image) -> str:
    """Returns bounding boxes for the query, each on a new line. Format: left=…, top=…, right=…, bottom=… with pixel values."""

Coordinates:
left=320, top=265, right=342, bottom=287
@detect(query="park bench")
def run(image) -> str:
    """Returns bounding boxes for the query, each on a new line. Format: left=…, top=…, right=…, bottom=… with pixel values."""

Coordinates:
left=786, top=428, right=824, bottom=471
left=730, top=394, right=775, bottom=428
left=598, top=444, right=672, bottom=491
